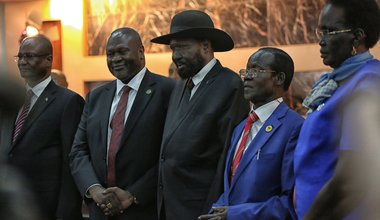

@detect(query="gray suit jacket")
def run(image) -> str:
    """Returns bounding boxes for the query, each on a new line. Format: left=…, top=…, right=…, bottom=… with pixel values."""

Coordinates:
left=158, top=60, right=249, bottom=220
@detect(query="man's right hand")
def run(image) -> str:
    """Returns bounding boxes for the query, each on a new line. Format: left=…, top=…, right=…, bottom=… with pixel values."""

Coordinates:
left=89, top=185, right=124, bottom=216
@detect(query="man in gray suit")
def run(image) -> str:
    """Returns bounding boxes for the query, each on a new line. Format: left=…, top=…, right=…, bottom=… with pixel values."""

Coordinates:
left=70, top=27, right=175, bottom=220
left=151, top=10, right=249, bottom=220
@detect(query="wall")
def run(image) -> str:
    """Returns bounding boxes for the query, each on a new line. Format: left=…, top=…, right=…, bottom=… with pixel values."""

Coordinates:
left=3, top=0, right=49, bottom=77
left=2, top=0, right=380, bottom=97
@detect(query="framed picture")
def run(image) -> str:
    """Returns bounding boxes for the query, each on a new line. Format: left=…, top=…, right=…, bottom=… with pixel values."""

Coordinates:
left=284, top=70, right=326, bottom=116
left=85, top=0, right=324, bottom=55
left=84, top=80, right=111, bottom=95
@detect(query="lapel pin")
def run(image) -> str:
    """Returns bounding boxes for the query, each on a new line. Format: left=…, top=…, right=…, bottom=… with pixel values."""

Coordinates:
left=45, top=97, right=49, bottom=102
left=265, top=125, right=273, bottom=132
left=146, top=89, right=152, bottom=95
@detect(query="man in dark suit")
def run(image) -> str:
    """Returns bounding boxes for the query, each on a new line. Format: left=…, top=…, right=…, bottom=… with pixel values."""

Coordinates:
left=198, top=47, right=304, bottom=220
left=151, top=10, right=249, bottom=220
left=70, top=27, right=175, bottom=220
left=0, top=35, right=84, bottom=220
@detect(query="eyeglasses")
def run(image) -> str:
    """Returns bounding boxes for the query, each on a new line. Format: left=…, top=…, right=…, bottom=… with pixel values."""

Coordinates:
left=239, top=69, right=276, bottom=80
left=14, top=53, right=50, bottom=62
left=315, top=28, right=352, bottom=40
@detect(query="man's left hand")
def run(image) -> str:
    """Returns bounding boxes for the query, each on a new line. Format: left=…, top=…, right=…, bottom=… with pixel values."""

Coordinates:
left=103, top=187, right=135, bottom=215
left=198, top=206, right=228, bottom=220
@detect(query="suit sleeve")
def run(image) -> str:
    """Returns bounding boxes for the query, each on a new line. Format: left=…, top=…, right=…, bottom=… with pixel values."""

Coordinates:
left=69, top=93, right=102, bottom=197
left=57, top=93, right=85, bottom=220
left=127, top=79, right=175, bottom=206
left=204, top=77, right=249, bottom=212
left=226, top=123, right=301, bottom=220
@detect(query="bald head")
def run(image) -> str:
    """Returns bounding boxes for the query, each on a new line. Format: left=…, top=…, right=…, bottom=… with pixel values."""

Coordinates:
left=17, top=35, right=53, bottom=87
left=109, top=28, right=143, bottom=48
left=21, top=35, right=53, bottom=55
left=106, top=27, right=145, bottom=83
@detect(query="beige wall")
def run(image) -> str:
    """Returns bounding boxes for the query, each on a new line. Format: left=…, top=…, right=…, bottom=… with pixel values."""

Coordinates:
left=3, top=0, right=380, bottom=97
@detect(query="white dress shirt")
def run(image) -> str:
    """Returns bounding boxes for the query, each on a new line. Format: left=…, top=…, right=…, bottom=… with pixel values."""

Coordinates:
left=189, top=58, right=217, bottom=99
left=233, top=98, right=283, bottom=158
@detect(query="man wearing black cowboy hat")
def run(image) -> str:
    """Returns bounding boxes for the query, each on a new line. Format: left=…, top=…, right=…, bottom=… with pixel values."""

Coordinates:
left=151, top=10, right=249, bottom=220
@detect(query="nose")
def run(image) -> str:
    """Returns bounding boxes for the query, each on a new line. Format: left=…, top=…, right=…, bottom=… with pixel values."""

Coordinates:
left=319, top=37, right=327, bottom=46
left=18, top=57, right=28, bottom=65
left=111, top=53, right=122, bottom=62
left=172, top=50, right=182, bottom=62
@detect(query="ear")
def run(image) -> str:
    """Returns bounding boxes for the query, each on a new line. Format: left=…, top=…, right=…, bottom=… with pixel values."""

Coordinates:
left=46, top=54, right=53, bottom=63
left=353, top=28, right=366, bottom=46
left=201, top=40, right=211, bottom=53
left=139, top=45, right=145, bottom=60
left=274, top=72, right=285, bottom=86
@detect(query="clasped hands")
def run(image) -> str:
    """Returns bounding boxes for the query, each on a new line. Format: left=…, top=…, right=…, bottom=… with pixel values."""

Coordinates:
left=89, top=185, right=135, bottom=216
left=198, top=206, right=228, bottom=220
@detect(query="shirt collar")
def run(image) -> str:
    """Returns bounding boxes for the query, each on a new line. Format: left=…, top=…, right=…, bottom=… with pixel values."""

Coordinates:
left=191, top=58, right=217, bottom=86
left=252, top=97, right=283, bottom=122
left=115, top=67, right=146, bottom=95
left=27, top=76, right=52, bottom=98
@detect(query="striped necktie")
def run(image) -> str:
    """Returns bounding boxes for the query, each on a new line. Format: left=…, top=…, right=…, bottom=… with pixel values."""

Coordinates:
left=12, top=90, right=33, bottom=144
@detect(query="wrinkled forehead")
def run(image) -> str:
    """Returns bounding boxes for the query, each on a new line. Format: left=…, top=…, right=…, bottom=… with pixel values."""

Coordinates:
left=247, top=51, right=275, bottom=69
left=318, top=4, right=348, bottom=28
left=19, top=38, right=49, bottom=54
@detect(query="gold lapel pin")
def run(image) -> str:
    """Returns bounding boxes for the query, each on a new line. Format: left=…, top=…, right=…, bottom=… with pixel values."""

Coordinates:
left=146, top=89, right=152, bottom=95
left=265, top=125, right=273, bottom=132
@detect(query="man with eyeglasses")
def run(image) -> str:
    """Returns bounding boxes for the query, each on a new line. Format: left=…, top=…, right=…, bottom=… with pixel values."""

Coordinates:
left=0, top=35, right=84, bottom=220
left=199, top=47, right=304, bottom=220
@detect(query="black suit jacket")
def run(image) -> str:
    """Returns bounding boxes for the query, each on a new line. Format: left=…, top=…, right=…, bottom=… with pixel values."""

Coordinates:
left=0, top=80, right=85, bottom=220
left=70, top=70, right=175, bottom=220
left=158, top=61, right=249, bottom=220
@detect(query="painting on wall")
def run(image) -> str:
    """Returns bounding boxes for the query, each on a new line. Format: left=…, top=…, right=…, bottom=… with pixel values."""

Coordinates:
left=85, top=0, right=325, bottom=55
left=284, top=70, right=326, bottom=117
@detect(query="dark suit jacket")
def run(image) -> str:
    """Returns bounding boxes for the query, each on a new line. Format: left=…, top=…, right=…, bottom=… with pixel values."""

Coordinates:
left=213, top=102, right=304, bottom=220
left=70, top=70, right=175, bottom=220
left=158, top=61, right=249, bottom=220
left=0, top=80, right=85, bottom=220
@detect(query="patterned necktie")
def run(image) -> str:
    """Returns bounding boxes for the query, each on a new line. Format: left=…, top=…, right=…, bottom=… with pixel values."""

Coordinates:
left=107, top=86, right=130, bottom=186
left=231, top=111, right=259, bottom=180
left=12, top=90, right=33, bottom=144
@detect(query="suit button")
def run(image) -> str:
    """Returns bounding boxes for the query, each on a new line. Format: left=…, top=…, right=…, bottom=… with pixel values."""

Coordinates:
left=159, top=184, right=163, bottom=189
left=160, top=155, right=165, bottom=162
left=8, top=153, right=13, bottom=158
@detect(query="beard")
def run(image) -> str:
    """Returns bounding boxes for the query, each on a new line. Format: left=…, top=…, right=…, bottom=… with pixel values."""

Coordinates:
left=176, top=51, right=205, bottom=79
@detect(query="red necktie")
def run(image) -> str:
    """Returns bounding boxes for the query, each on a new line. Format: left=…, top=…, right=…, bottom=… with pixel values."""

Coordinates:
left=231, top=111, right=259, bottom=180
left=107, top=86, right=130, bottom=186
left=12, top=90, right=33, bottom=144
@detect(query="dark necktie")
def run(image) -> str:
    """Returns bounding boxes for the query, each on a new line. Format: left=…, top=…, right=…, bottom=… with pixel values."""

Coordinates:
left=107, top=86, right=130, bottom=186
left=178, top=79, right=194, bottom=116
left=12, top=90, right=33, bottom=144
left=230, top=111, right=259, bottom=180
left=184, top=78, right=194, bottom=102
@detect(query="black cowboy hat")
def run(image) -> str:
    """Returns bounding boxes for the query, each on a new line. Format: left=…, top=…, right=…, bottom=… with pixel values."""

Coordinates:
left=151, top=10, right=234, bottom=52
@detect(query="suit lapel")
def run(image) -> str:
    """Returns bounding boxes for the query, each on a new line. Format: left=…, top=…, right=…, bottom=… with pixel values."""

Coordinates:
left=99, top=82, right=116, bottom=149
left=12, top=81, right=57, bottom=146
left=230, top=103, right=288, bottom=189
left=164, top=61, right=223, bottom=141
left=0, top=111, right=17, bottom=155
left=118, top=71, right=155, bottom=147
left=225, top=121, right=246, bottom=187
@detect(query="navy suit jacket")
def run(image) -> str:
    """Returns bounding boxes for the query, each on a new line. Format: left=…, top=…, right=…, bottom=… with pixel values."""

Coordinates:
left=70, top=70, right=174, bottom=220
left=0, top=80, right=85, bottom=220
left=213, top=102, right=303, bottom=220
